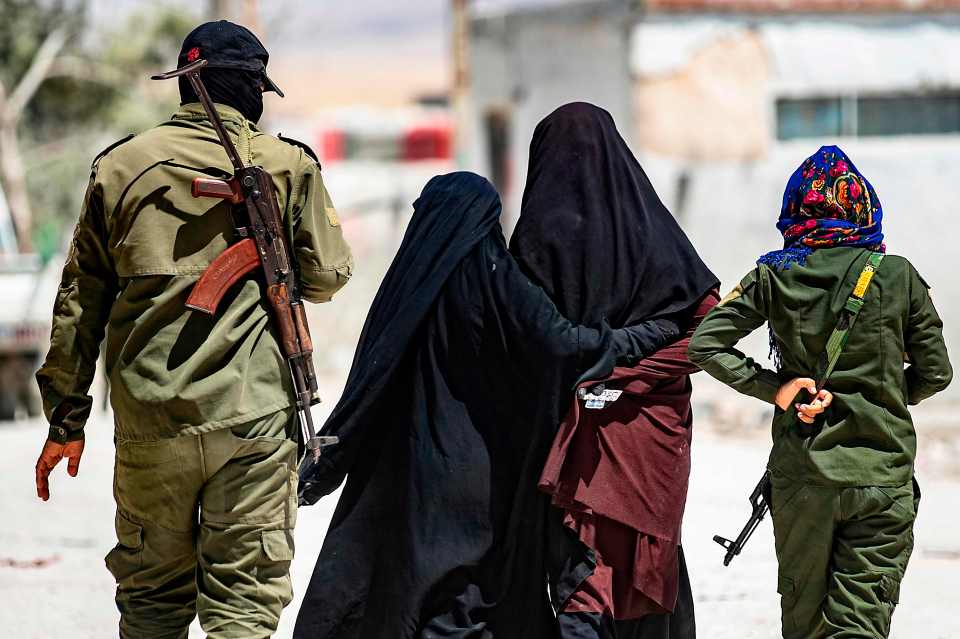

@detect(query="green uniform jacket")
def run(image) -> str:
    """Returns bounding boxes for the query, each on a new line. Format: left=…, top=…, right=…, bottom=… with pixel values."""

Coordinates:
left=688, top=247, right=952, bottom=486
left=37, top=103, right=354, bottom=442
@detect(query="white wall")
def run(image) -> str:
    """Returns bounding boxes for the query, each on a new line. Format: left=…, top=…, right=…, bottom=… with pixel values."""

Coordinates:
left=467, top=8, right=960, bottom=408
left=644, top=137, right=960, bottom=407
left=468, top=1, right=636, bottom=228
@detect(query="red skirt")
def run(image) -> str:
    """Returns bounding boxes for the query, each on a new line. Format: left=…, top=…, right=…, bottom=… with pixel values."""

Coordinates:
left=539, top=290, right=719, bottom=619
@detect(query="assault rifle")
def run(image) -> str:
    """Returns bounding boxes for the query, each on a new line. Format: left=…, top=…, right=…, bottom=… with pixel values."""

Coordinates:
left=713, top=473, right=771, bottom=566
left=152, top=59, right=337, bottom=461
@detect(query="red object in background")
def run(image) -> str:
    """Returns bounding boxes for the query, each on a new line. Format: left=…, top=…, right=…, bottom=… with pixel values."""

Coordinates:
left=402, top=125, right=452, bottom=161
left=320, top=129, right=346, bottom=164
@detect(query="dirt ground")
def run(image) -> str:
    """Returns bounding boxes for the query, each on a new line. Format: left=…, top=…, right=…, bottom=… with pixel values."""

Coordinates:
left=4, top=206, right=957, bottom=637
left=1, top=403, right=957, bottom=638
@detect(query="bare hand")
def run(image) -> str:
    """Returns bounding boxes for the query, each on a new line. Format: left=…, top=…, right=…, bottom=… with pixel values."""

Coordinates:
left=35, top=438, right=84, bottom=501
left=796, top=389, right=833, bottom=424
left=775, top=377, right=818, bottom=412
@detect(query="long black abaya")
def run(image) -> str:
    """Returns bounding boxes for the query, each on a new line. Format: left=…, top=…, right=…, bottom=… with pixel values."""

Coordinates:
left=510, top=103, right=719, bottom=639
left=295, top=173, right=678, bottom=638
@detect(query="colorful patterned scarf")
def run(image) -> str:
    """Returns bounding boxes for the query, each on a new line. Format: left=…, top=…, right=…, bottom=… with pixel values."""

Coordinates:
left=759, top=145, right=885, bottom=271
left=759, top=145, right=885, bottom=367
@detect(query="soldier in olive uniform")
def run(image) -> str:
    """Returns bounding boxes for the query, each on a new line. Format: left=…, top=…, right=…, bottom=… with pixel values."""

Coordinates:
left=33, top=22, right=353, bottom=638
left=689, top=146, right=951, bottom=638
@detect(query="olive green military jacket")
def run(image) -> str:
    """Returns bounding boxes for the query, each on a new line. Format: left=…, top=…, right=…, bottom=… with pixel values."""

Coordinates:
left=37, top=103, right=354, bottom=442
left=689, top=247, right=951, bottom=486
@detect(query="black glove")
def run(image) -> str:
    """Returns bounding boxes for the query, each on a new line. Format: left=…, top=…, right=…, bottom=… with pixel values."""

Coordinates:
left=297, top=455, right=347, bottom=507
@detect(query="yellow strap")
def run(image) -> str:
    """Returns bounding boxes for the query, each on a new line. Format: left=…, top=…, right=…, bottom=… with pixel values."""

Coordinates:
left=853, top=265, right=876, bottom=299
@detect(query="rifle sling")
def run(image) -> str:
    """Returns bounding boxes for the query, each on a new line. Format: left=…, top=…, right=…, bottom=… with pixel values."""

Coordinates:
left=815, top=251, right=885, bottom=388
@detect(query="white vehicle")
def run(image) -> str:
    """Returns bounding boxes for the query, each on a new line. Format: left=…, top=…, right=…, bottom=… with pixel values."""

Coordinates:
left=0, top=253, right=59, bottom=420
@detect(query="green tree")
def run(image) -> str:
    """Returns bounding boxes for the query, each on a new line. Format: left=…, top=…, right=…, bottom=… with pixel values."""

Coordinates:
left=0, top=0, right=196, bottom=259
left=0, top=0, right=83, bottom=253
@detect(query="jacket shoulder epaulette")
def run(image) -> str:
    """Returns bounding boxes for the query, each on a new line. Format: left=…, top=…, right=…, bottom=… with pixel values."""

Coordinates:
left=893, top=255, right=931, bottom=290
left=91, top=134, right=136, bottom=169
left=278, top=134, right=321, bottom=167
left=719, top=269, right=759, bottom=307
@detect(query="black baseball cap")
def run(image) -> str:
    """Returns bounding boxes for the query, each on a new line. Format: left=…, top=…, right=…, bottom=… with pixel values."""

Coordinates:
left=167, top=20, right=284, bottom=97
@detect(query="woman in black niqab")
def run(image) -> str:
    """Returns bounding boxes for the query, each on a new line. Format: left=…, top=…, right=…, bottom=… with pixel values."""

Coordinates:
left=510, top=103, right=720, bottom=639
left=295, top=172, right=681, bottom=638
left=512, top=102, right=716, bottom=326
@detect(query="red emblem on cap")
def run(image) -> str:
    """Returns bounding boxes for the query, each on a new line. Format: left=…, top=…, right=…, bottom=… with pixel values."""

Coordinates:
left=187, top=47, right=201, bottom=62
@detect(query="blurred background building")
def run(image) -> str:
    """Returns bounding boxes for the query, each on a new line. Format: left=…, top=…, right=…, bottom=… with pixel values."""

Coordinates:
left=463, top=0, right=960, bottom=413
left=0, top=0, right=956, bottom=428
left=7, top=0, right=955, bottom=415
left=1, top=2, right=958, bottom=635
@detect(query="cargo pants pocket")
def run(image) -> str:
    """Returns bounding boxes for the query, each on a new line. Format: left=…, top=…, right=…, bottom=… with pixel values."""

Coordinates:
left=261, top=529, right=295, bottom=562
left=777, top=574, right=800, bottom=636
left=105, top=510, right=144, bottom=584
left=260, top=528, right=295, bottom=610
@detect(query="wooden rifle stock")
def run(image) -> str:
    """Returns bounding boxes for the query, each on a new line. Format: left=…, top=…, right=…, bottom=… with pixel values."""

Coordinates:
left=154, top=58, right=335, bottom=461
left=193, top=177, right=242, bottom=204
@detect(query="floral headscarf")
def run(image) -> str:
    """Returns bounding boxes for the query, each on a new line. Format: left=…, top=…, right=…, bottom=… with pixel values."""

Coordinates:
left=759, top=145, right=885, bottom=270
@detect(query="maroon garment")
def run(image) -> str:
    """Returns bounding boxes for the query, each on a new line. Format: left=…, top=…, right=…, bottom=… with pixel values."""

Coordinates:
left=539, top=290, right=720, bottom=619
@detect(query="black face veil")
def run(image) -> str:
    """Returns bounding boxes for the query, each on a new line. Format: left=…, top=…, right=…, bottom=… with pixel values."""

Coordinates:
left=179, top=67, right=265, bottom=123
left=510, top=102, right=718, bottom=327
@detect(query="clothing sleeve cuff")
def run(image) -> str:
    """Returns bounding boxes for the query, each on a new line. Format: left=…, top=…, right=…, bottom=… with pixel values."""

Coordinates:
left=753, top=369, right=781, bottom=405
left=48, top=425, right=84, bottom=444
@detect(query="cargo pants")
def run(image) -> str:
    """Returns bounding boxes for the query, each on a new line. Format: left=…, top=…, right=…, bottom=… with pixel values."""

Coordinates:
left=105, top=412, right=298, bottom=639
left=770, top=472, right=919, bottom=639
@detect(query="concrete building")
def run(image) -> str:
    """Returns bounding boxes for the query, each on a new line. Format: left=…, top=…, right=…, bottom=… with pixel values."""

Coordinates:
left=465, top=0, right=639, bottom=218
left=465, top=0, right=960, bottom=403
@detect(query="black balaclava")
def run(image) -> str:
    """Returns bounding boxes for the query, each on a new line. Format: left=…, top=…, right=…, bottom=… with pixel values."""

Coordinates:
left=179, top=68, right=264, bottom=123
left=167, top=20, right=283, bottom=124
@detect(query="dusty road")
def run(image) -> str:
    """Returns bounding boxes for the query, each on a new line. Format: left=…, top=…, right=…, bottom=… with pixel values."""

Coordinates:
left=2, top=402, right=957, bottom=638
left=3, top=202, right=957, bottom=637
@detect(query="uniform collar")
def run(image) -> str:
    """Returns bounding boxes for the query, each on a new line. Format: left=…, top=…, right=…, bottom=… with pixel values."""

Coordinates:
left=172, top=102, right=260, bottom=132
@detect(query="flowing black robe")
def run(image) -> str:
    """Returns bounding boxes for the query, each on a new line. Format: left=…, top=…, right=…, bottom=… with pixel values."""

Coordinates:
left=295, top=173, right=676, bottom=638
left=510, top=103, right=720, bottom=639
